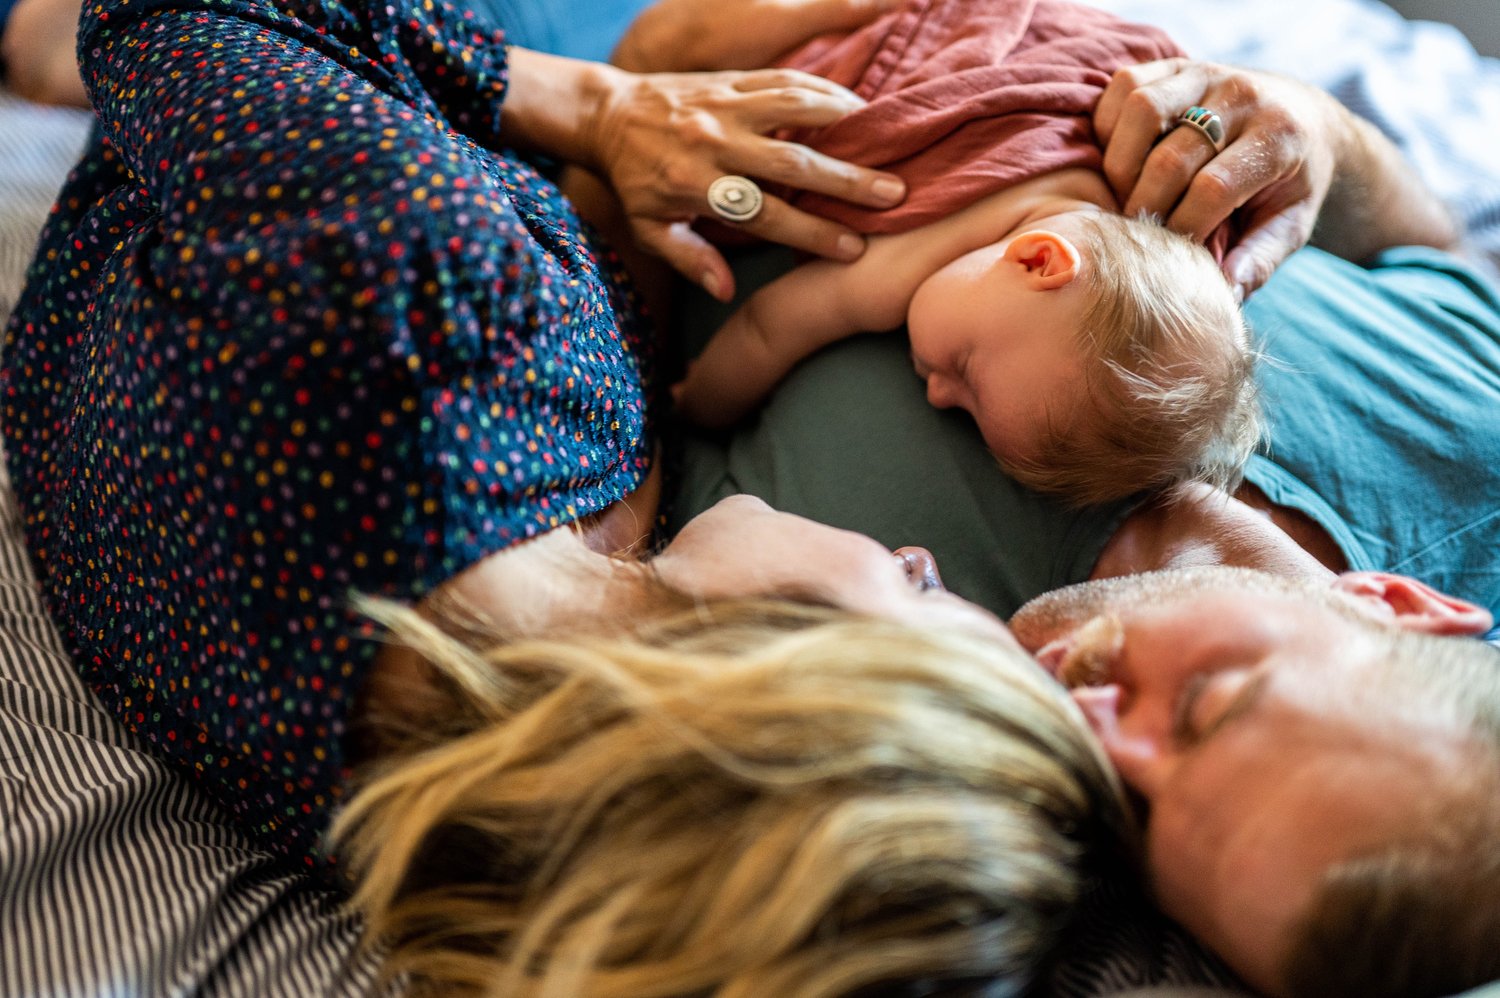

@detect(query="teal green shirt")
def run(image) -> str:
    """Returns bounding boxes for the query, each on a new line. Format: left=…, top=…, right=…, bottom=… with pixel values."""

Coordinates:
left=1241, top=245, right=1500, bottom=616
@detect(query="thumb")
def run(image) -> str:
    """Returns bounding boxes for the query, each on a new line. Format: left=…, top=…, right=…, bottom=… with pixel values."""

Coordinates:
left=1223, top=205, right=1315, bottom=298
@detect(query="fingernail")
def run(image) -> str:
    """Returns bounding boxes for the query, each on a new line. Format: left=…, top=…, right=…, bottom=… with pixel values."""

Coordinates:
left=701, top=271, right=722, bottom=300
left=1232, top=282, right=1245, bottom=305
left=837, top=233, right=865, bottom=259
left=872, top=177, right=905, bottom=204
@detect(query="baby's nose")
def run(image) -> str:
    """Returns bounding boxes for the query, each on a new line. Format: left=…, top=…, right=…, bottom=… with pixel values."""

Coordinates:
left=924, top=373, right=962, bottom=410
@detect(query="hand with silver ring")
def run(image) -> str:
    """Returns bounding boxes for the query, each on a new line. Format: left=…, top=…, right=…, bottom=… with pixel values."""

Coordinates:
left=575, top=61, right=907, bottom=303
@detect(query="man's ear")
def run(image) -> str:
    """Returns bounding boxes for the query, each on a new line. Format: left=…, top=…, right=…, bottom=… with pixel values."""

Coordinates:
left=1071, top=684, right=1168, bottom=799
left=1002, top=230, right=1080, bottom=289
left=1332, top=571, right=1494, bottom=635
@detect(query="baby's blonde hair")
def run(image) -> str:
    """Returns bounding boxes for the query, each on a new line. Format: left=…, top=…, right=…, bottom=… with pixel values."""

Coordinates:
left=335, top=598, right=1130, bottom=998
left=1008, top=212, right=1261, bottom=506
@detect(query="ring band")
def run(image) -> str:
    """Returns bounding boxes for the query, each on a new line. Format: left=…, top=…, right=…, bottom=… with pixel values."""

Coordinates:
left=707, top=175, right=764, bottom=224
left=1175, top=105, right=1226, bottom=152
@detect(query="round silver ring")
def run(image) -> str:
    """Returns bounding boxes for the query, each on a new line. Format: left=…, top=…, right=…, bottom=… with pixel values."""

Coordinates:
left=706, top=175, right=765, bottom=224
left=1175, top=105, right=1226, bottom=152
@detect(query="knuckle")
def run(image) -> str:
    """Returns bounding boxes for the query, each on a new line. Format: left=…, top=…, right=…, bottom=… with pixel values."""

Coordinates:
left=675, top=109, right=725, bottom=150
left=768, top=142, right=816, bottom=177
left=659, top=158, right=700, bottom=196
left=1150, top=143, right=1196, bottom=180
left=1219, top=74, right=1258, bottom=109
left=1111, top=64, right=1145, bottom=89
left=1123, top=87, right=1165, bottom=122
left=778, top=87, right=825, bottom=115
left=1188, top=167, right=1236, bottom=207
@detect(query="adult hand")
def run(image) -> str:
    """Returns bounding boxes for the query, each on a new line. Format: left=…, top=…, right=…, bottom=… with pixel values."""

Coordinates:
left=1093, top=59, right=1345, bottom=298
left=613, top=0, right=896, bottom=73
left=587, top=66, right=906, bottom=300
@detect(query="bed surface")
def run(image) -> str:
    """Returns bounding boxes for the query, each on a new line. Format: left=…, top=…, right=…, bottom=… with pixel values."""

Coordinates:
left=2, top=1, right=1499, bottom=994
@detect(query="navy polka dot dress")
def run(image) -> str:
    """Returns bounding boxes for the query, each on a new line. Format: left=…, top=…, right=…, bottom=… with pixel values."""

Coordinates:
left=2, top=0, right=654, bottom=870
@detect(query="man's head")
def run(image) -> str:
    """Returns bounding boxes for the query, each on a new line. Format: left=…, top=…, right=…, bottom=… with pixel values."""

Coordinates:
left=908, top=210, right=1259, bottom=506
left=1010, top=565, right=1500, bottom=997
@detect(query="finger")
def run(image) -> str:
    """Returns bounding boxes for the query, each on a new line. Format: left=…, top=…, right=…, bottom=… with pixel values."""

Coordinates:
left=724, top=192, right=869, bottom=262
left=1121, top=125, right=1222, bottom=220
left=730, top=67, right=865, bottom=107
left=730, top=136, right=905, bottom=209
left=1222, top=202, right=1318, bottom=297
left=734, top=83, right=868, bottom=131
left=1094, top=57, right=1190, bottom=146
left=1099, top=63, right=1214, bottom=205
left=637, top=218, right=737, bottom=302
left=1164, top=137, right=1287, bottom=242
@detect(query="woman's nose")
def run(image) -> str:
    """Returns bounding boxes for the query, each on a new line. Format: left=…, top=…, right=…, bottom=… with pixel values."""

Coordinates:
left=893, top=546, right=944, bottom=592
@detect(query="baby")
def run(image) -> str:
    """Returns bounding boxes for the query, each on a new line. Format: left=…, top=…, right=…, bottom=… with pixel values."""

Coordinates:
left=674, top=172, right=1257, bottom=506
left=673, top=0, right=1260, bottom=506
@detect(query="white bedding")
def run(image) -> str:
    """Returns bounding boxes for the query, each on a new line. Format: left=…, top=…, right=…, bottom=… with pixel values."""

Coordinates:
left=2, top=2, right=1498, bottom=995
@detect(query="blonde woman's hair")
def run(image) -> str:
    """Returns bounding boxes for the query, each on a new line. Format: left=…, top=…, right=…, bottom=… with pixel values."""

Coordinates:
left=334, top=598, right=1130, bottom=998
left=1007, top=212, right=1261, bottom=506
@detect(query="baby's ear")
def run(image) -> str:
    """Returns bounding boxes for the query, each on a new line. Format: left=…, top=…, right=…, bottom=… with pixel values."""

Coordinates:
left=1003, top=230, right=1081, bottom=289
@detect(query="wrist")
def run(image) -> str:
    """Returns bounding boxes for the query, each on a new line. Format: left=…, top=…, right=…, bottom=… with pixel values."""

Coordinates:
left=502, top=47, right=627, bottom=170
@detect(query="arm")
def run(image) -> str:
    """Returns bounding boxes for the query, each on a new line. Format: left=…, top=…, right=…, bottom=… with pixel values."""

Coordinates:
left=1091, top=483, right=1337, bottom=583
left=1093, top=59, right=1459, bottom=297
left=1, top=0, right=87, bottom=107
left=672, top=259, right=872, bottom=429
left=613, top=0, right=898, bottom=73
left=1314, top=108, right=1459, bottom=264
left=674, top=214, right=976, bottom=428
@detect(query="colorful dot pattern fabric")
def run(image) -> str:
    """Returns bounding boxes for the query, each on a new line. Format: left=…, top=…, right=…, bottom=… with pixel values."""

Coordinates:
left=2, top=0, right=654, bottom=870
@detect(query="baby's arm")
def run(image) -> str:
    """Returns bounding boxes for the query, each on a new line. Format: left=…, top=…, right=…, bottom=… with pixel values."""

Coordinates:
left=674, top=225, right=950, bottom=428
left=672, top=260, right=878, bottom=428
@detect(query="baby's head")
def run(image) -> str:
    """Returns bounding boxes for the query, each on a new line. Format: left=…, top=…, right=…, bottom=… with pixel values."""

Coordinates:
left=908, top=210, right=1260, bottom=506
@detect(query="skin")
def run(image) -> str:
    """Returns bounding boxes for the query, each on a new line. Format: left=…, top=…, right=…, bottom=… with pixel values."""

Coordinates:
left=518, top=10, right=1489, bottom=989
left=673, top=168, right=1118, bottom=431
left=1009, top=566, right=1494, bottom=994
left=1, top=0, right=88, bottom=107
left=1093, top=58, right=1458, bottom=297
left=365, top=492, right=1019, bottom=719
left=906, top=224, right=1092, bottom=468
left=501, top=47, right=907, bottom=301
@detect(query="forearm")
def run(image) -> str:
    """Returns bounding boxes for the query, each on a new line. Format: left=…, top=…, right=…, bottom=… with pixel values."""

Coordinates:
left=1313, top=102, right=1460, bottom=260
left=676, top=261, right=865, bottom=427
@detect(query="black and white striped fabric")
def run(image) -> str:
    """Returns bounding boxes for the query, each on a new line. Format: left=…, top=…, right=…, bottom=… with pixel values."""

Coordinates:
left=0, top=447, right=389, bottom=996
